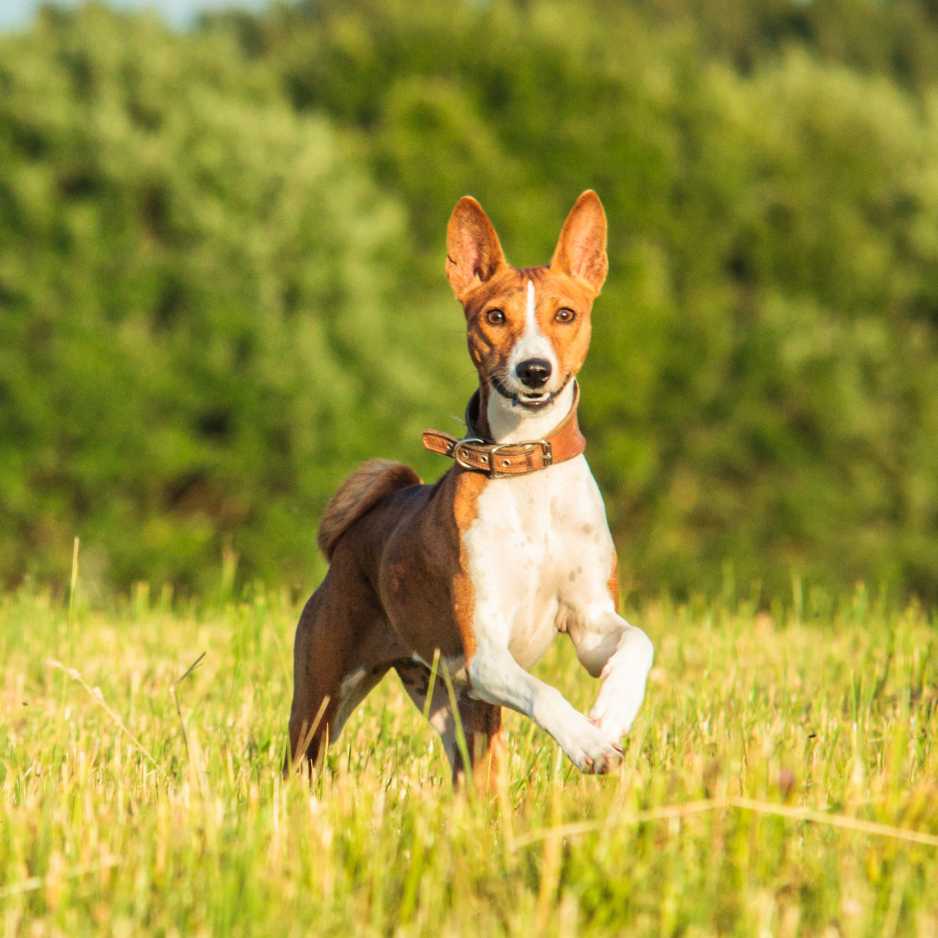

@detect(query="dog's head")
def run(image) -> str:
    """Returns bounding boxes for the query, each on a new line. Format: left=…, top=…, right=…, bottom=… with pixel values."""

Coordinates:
left=445, top=191, right=607, bottom=410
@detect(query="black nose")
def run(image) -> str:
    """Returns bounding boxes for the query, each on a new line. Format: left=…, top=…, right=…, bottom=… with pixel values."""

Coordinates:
left=516, top=358, right=552, bottom=389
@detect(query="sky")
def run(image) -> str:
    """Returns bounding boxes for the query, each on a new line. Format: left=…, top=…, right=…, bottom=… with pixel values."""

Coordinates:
left=0, top=0, right=270, bottom=29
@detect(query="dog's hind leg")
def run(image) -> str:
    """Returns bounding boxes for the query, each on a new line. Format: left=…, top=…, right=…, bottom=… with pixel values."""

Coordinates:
left=394, top=660, right=504, bottom=791
left=285, top=557, right=406, bottom=777
left=460, top=697, right=504, bottom=792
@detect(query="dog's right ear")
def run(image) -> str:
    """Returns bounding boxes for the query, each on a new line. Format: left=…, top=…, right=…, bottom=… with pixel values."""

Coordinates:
left=445, top=196, right=506, bottom=302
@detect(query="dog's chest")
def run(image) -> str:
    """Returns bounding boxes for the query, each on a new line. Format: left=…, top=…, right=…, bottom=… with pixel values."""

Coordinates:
left=462, top=456, right=614, bottom=668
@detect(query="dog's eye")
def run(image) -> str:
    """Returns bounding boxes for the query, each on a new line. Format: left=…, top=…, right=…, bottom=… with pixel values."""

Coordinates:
left=485, top=308, right=506, bottom=325
left=555, top=308, right=576, bottom=323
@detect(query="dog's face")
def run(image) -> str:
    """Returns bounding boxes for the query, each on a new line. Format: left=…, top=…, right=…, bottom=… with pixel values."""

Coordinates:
left=445, top=191, right=608, bottom=410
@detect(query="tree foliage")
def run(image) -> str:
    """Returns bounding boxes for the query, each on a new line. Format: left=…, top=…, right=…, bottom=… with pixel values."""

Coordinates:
left=3, top=0, right=938, bottom=597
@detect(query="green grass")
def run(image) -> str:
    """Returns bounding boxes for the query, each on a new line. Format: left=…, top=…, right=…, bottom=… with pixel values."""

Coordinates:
left=1, top=584, right=937, bottom=936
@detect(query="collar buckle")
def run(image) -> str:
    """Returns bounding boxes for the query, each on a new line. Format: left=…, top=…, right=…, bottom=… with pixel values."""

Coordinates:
left=451, top=437, right=485, bottom=472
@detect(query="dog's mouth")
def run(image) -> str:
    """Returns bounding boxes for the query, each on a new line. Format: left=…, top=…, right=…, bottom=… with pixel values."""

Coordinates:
left=491, top=375, right=569, bottom=411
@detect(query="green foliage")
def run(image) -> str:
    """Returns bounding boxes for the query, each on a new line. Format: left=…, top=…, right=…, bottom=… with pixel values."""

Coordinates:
left=2, top=1, right=938, bottom=596
left=1, top=588, right=937, bottom=933
left=0, top=5, right=435, bottom=590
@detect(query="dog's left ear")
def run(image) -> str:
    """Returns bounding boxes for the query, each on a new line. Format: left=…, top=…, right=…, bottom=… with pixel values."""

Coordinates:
left=550, top=190, right=608, bottom=295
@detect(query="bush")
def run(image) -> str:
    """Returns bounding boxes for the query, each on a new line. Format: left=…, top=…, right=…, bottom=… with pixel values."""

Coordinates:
left=2, top=1, right=938, bottom=598
left=0, top=6, right=428, bottom=590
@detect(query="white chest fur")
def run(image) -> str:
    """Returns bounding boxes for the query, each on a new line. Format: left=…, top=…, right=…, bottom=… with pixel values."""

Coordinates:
left=463, top=454, right=616, bottom=668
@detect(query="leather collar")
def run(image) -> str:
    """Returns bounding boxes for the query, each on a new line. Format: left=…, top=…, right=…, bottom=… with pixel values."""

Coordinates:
left=422, top=382, right=586, bottom=478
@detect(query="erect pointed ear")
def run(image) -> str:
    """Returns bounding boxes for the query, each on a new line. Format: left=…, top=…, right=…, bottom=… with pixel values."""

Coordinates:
left=445, top=196, right=507, bottom=302
left=550, top=190, right=608, bottom=295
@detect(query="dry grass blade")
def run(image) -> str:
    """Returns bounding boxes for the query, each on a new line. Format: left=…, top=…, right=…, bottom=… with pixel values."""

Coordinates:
left=511, top=797, right=938, bottom=850
left=171, top=651, right=208, bottom=787
left=510, top=799, right=720, bottom=849
left=728, top=797, right=938, bottom=848
left=287, top=694, right=331, bottom=777
left=46, top=658, right=162, bottom=773
left=175, top=651, right=206, bottom=686
left=0, top=858, right=122, bottom=899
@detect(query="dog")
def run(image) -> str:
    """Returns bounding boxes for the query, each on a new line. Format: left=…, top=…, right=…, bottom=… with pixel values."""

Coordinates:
left=286, top=191, right=654, bottom=786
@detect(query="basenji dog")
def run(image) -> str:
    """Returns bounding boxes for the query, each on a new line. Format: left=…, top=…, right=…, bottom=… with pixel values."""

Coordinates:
left=286, top=191, right=654, bottom=785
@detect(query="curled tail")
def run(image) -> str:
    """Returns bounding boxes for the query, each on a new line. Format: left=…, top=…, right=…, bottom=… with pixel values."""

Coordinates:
left=318, top=459, right=421, bottom=560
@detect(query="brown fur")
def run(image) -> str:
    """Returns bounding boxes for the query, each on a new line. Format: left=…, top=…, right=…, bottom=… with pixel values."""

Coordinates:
left=317, top=459, right=421, bottom=560
left=287, top=465, right=498, bottom=786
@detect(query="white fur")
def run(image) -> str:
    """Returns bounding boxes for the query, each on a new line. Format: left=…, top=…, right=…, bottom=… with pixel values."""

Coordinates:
left=487, top=379, right=575, bottom=444
left=464, top=390, right=654, bottom=773
left=508, top=280, right=557, bottom=385
left=397, top=670, right=461, bottom=769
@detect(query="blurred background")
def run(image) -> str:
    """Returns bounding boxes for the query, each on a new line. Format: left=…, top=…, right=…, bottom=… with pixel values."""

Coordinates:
left=2, top=0, right=937, bottom=601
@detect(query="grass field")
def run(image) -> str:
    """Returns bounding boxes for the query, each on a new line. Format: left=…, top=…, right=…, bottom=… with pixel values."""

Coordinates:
left=1, top=581, right=937, bottom=936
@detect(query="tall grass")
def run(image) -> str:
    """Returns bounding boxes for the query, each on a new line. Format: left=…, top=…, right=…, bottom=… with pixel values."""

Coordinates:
left=1, top=585, right=936, bottom=936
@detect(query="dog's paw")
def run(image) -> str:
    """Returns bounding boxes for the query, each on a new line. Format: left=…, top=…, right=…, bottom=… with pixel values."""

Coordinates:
left=562, top=718, right=624, bottom=774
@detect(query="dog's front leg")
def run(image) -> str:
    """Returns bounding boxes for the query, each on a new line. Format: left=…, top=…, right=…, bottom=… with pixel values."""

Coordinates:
left=569, top=609, right=654, bottom=742
left=467, top=643, right=623, bottom=773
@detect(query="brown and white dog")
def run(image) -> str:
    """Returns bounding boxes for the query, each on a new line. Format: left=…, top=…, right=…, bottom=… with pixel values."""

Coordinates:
left=286, top=191, right=654, bottom=785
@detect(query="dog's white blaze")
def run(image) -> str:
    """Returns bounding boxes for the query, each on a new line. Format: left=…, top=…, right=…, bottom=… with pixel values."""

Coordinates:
left=461, top=428, right=654, bottom=769
left=525, top=278, right=537, bottom=333
left=509, top=279, right=557, bottom=381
